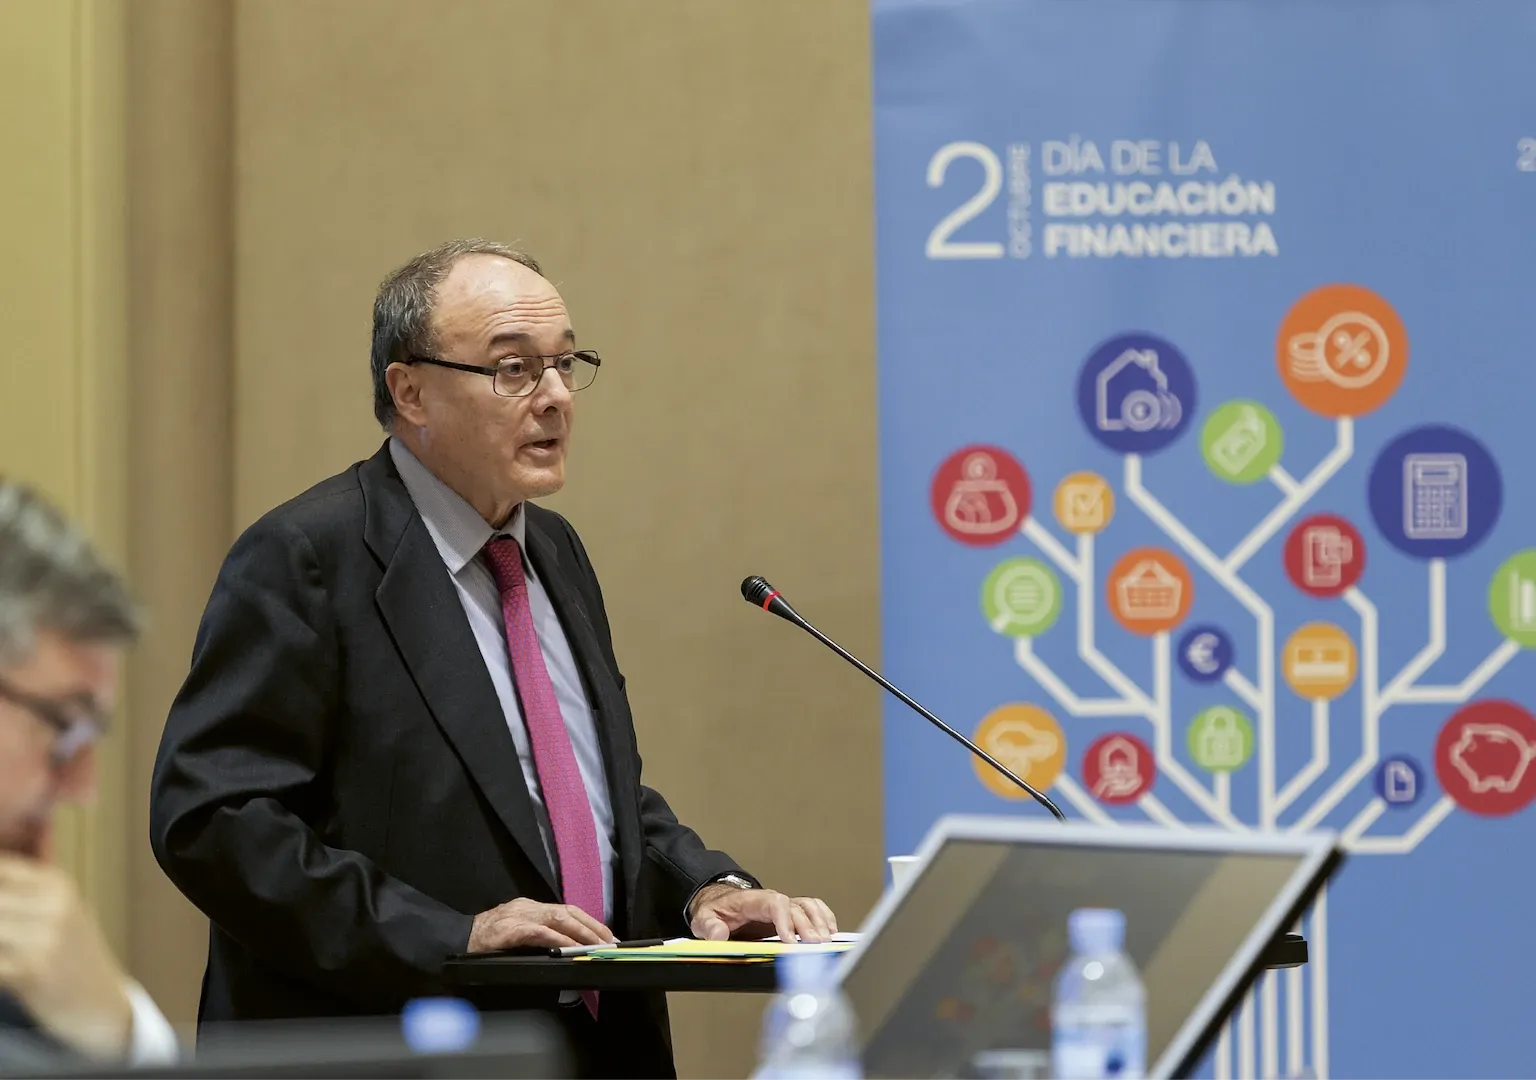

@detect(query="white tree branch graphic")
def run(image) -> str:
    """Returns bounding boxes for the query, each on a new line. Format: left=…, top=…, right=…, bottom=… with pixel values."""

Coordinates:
left=993, top=411, right=1526, bottom=1079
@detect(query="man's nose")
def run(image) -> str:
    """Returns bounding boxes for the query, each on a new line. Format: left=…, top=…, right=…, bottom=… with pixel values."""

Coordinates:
left=528, top=364, right=574, bottom=410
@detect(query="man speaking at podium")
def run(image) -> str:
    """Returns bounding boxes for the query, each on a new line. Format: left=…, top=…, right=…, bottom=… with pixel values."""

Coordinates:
left=149, top=240, right=836, bottom=1077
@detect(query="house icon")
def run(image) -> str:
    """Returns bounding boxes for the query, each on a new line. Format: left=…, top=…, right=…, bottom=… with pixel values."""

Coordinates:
left=1096, top=348, right=1183, bottom=433
left=1116, top=559, right=1182, bottom=619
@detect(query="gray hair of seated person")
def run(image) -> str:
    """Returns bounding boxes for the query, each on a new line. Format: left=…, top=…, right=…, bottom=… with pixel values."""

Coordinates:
left=0, top=482, right=140, bottom=666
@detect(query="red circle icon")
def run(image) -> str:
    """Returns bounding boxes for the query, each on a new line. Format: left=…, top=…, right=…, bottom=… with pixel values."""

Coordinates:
left=1283, top=514, right=1366, bottom=598
left=930, top=445, right=1032, bottom=546
left=1435, top=700, right=1536, bottom=817
left=1082, top=732, right=1155, bottom=805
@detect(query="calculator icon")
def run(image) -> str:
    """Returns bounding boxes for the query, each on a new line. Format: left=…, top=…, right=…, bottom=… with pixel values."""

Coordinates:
left=1403, top=453, right=1468, bottom=540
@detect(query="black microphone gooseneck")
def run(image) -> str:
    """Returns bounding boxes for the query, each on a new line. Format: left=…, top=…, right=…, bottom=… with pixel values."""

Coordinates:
left=741, top=575, right=1067, bottom=821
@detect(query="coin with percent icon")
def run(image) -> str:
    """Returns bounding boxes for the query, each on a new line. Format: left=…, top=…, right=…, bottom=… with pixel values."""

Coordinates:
left=930, top=445, right=1032, bottom=546
left=971, top=704, right=1066, bottom=799
left=1177, top=625, right=1235, bottom=683
left=1284, top=513, right=1366, bottom=598
left=980, top=558, right=1062, bottom=638
left=1075, top=332, right=1197, bottom=455
left=1367, top=424, right=1502, bottom=560
left=1201, top=400, right=1284, bottom=484
left=1373, top=755, right=1427, bottom=809
left=1281, top=622, right=1357, bottom=700
left=1276, top=283, right=1408, bottom=417
left=1082, top=732, right=1155, bottom=805
left=1488, top=550, right=1536, bottom=648
left=1187, top=706, right=1254, bottom=773
left=1107, top=547, right=1194, bottom=635
left=1434, top=700, right=1536, bottom=816
left=1053, top=471, right=1114, bottom=534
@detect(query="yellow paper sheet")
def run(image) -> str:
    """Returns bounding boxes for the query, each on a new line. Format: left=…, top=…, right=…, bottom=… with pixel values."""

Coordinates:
left=585, top=939, right=856, bottom=960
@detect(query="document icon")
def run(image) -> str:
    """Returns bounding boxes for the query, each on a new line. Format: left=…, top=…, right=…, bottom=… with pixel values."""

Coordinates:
left=1060, top=481, right=1106, bottom=530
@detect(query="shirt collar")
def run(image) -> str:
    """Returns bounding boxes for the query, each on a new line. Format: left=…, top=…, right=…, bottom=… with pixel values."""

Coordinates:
left=389, top=438, right=526, bottom=575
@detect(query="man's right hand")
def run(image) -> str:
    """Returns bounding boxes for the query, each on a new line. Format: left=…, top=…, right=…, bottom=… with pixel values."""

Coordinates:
left=467, top=898, right=617, bottom=952
left=0, top=855, right=132, bottom=1060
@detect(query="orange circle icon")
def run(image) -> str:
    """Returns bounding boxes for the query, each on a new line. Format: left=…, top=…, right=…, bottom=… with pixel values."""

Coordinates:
left=971, top=704, right=1066, bottom=799
left=1276, top=284, right=1408, bottom=417
left=1053, top=471, right=1115, bottom=535
left=1106, top=547, right=1194, bottom=635
left=1281, top=622, right=1358, bottom=700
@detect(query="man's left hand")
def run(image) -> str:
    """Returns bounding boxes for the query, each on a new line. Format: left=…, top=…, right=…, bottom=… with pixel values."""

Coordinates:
left=688, top=885, right=838, bottom=943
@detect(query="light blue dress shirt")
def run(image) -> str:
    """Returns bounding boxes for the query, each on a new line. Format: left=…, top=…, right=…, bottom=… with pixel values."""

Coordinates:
left=390, top=439, right=618, bottom=925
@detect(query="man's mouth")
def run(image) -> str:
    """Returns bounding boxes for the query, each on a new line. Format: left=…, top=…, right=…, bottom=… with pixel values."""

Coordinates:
left=523, top=437, right=562, bottom=453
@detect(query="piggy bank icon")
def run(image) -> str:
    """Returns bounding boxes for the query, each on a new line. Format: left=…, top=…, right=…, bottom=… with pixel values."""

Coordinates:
left=1449, top=723, right=1536, bottom=794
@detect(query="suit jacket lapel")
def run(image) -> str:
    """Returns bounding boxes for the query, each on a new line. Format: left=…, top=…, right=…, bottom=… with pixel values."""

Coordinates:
left=360, top=447, right=560, bottom=898
left=522, top=514, right=645, bottom=917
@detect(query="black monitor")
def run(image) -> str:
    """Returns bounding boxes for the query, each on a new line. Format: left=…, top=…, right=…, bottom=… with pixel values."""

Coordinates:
left=839, top=815, right=1341, bottom=1079
left=5, top=1010, right=569, bottom=1079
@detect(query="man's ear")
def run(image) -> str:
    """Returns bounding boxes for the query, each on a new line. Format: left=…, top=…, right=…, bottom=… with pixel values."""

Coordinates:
left=385, top=363, right=425, bottom=426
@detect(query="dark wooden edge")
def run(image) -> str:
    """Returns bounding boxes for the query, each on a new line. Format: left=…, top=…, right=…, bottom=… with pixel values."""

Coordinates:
left=443, top=934, right=1308, bottom=994
left=443, top=956, right=780, bottom=992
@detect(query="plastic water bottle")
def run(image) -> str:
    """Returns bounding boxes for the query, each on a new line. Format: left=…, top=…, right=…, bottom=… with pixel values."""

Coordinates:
left=752, top=950, right=861, bottom=1079
left=1051, top=908, right=1147, bottom=1080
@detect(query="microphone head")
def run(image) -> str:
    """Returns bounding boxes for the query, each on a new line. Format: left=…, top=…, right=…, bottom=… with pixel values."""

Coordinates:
left=741, top=575, right=803, bottom=624
left=741, top=576, right=775, bottom=607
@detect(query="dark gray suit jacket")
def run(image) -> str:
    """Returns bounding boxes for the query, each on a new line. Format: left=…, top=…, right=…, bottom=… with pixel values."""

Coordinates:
left=149, top=443, right=751, bottom=1078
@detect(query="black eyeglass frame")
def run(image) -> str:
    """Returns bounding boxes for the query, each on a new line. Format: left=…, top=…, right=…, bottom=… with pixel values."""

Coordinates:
left=403, top=351, right=602, bottom=398
left=0, top=675, right=106, bottom=766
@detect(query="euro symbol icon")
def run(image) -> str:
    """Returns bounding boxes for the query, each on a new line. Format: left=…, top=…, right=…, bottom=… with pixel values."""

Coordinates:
left=1186, top=632, right=1220, bottom=675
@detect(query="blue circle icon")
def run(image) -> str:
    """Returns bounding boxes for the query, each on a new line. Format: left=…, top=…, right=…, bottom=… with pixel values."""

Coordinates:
left=1177, top=625, right=1234, bottom=683
left=1367, top=425, right=1501, bottom=559
left=1076, top=333, right=1197, bottom=455
left=1372, top=755, right=1426, bottom=809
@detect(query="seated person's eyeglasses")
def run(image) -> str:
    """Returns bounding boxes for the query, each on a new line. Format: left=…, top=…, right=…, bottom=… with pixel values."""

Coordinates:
left=404, top=351, right=601, bottom=399
left=0, top=676, right=107, bottom=766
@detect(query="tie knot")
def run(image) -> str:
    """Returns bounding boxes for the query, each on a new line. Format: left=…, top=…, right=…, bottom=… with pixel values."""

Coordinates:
left=483, top=536, right=526, bottom=594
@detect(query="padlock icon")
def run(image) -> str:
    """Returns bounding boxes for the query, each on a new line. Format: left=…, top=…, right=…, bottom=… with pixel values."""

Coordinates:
left=1194, top=707, right=1246, bottom=770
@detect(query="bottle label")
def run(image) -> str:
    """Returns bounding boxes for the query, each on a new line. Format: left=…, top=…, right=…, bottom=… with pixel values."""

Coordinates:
left=1052, top=1021, right=1146, bottom=1080
left=755, top=1063, right=866, bottom=1080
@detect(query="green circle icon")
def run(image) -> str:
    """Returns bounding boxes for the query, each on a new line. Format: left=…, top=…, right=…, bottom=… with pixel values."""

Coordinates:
left=1200, top=400, right=1284, bottom=484
left=1186, top=705, right=1254, bottom=773
left=980, top=558, right=1062, bottom=638
left=1490, top=550, right=1536, bottom=648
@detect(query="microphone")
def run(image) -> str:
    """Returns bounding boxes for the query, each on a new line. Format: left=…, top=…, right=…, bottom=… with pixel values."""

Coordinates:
left=741, top=576, right=1066, bottom=821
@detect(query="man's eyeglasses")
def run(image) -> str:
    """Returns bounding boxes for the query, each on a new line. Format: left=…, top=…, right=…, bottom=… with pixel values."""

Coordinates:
left=404, top=351, right=601, bottom=399
left=0, top=676, right=106, bottom=766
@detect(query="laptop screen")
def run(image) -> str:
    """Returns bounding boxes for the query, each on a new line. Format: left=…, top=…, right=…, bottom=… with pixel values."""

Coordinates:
left=840, top=820, right=1336, bottom=1079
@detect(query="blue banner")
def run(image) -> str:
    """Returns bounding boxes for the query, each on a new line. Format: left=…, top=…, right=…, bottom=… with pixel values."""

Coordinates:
left=873, top=2, right=1536, bottom=1076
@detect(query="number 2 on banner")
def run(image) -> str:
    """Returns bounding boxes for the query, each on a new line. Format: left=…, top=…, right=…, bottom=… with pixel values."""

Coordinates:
left=1519, top=138, right=1536, bottom=172
left=926, top=142, right=1005, bottom=259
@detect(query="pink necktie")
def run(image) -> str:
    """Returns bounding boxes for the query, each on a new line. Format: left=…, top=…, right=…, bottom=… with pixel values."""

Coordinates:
left=484, top=536, right=602, bottom=1018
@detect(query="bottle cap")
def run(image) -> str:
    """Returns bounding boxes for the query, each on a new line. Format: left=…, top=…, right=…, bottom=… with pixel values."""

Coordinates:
left=777, top=949, right=838, bottom=991
left=401, top=996, right=481, bottom=1055
left=1068, top=907, right=1126, bottom=954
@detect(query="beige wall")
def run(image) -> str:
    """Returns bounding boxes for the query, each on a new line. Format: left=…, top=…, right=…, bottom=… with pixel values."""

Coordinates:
left=15, top=2, right=882, bottom=1075
left=0, top=0, right=130, bottom=948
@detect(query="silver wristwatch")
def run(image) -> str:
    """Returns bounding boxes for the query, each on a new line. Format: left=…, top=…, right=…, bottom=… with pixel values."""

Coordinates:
left=714, top=873, right=755, bottom=891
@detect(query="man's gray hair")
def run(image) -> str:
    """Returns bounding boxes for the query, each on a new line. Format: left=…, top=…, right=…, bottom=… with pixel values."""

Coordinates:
left=0, top=482, right=139, bottom=666
left=369, top=238, right=543, bottom=429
